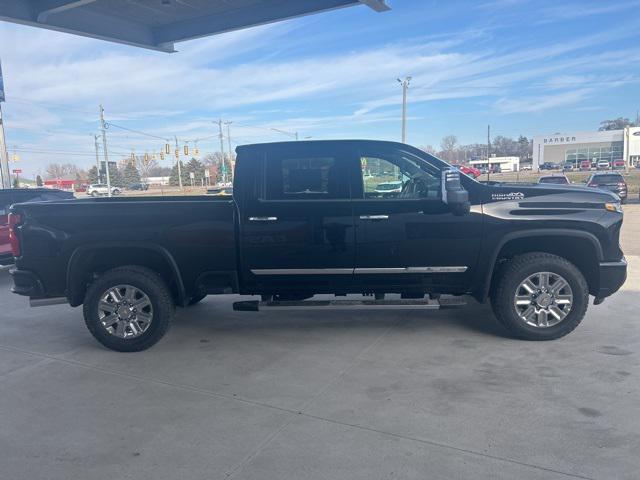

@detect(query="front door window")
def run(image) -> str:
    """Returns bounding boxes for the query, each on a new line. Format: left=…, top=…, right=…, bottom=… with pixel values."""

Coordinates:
left=360, top=152, right=441, bottom=200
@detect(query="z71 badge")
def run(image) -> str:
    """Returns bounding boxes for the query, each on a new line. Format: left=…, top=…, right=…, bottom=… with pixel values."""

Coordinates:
left=491, top=192, right=525, bottom=201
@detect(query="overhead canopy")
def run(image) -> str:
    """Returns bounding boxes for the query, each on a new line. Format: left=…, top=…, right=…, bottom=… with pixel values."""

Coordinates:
left=0, top=0, right=390, bottom=52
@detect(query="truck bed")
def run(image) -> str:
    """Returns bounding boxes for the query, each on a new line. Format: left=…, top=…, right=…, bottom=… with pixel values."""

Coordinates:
left=11, top=196, right=238, bottom=304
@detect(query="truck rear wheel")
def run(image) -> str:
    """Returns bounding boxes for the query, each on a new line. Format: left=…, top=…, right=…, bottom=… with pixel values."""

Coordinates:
left=491, top=253, right=589, bottom=340
left=83, top=266, right=174, bottom=352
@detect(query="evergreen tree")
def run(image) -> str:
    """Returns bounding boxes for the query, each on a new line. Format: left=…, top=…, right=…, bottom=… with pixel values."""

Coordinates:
left=169, top=161, right=189, bottom=186
left=36, top=175, right=44, bottom=187
left=12, top=177, right=19, bottom=188
left=87, top=166, right=99, bottom=184
left=109, top=167, right=125, bottom=188
left=123, top=162, right=141, bottom=187
left=185, top=158, right=205, bottom=185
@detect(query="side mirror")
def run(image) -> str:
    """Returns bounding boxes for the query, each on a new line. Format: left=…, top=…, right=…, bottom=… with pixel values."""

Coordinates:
left=442, top=169, right=470, bottom=216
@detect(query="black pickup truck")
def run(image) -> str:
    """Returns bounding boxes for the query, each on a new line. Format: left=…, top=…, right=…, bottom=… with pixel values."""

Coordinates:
left=8, top=140, right=627, bottom=351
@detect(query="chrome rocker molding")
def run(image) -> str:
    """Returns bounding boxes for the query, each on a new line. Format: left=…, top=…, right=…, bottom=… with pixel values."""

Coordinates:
left=251, top=266, right=468, bottom=275
left=29, top=297, right=68, bottom=307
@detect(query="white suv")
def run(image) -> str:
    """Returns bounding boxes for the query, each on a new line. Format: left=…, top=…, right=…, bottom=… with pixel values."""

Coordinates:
left=87, top=184, right=121, bottom=197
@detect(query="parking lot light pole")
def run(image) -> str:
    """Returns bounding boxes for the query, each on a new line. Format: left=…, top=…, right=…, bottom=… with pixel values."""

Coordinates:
left=398, top=76, right=411, bottom=143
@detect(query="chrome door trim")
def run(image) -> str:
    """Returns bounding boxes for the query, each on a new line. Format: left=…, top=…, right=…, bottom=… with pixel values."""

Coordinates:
left=248, top=216, right=278, bottom=222
left=354, top=266, right=468, bottom=274
left=251, top=268, right=354, bottom=275
left=251, top=266, right=468, bottom=275
left=359, top=215, right=390, bottom=220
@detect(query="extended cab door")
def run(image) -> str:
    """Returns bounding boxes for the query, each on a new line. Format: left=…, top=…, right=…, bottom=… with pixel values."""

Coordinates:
left=352, top=144, right=482, bottom=293
left=239, top=142, right=357, bottom=293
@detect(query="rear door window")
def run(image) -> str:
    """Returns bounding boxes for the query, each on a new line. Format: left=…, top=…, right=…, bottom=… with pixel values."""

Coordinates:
left=264, top=145, right=353, bottom=200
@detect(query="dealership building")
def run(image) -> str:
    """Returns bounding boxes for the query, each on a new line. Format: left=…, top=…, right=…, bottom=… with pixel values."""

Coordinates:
left=470, top=156, right=520, bottom=172
left=533, top=127, right=640, bottom=170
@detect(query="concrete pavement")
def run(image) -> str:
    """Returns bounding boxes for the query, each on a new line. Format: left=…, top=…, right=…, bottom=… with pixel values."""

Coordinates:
left=0, top=207, right=638, bottom=480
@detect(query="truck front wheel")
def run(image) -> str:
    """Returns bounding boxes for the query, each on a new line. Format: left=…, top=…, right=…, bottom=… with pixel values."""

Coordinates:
left=491, top=253, right=589, bottom=340
left=83, top=266, right=174, bottom=352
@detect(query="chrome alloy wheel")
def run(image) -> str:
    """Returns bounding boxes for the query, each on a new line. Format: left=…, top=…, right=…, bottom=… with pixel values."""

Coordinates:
left=513, top=272, right=573, bottom=328
left=98, top=285, right=153, bottom=339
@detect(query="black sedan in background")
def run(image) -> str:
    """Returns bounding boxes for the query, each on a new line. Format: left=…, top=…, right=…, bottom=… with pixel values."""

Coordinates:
left=587, top=173, right=628, bottom=203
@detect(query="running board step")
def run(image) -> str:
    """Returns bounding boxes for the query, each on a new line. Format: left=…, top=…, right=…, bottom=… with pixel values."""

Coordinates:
left=233, top=297, right=466, bottom=312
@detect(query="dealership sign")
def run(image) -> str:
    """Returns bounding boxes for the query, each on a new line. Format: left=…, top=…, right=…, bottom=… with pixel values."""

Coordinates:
left=543, top=136, right=577, bottom=144
left=12, top=169, right=22, bottom=174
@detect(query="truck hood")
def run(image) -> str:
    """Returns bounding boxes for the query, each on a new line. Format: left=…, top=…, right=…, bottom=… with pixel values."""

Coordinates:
left=479, top=181, right=620, bottom=205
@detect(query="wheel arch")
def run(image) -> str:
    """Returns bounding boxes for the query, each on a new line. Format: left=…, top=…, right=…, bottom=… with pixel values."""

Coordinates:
left=66, top=243, right=186, bottom=307
left=475, top=229, right=603, bottom=302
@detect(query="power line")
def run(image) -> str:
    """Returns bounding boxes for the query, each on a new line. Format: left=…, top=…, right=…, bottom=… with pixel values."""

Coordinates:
left=105, top=122, right=170, bottom=141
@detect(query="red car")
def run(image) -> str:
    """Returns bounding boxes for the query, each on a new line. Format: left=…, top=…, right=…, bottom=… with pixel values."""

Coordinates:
left=456, top=165, right=481, bottom=178
left=1, top=188, right=74, bottom=265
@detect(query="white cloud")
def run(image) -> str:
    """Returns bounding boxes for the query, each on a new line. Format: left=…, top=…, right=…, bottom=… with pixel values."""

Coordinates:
left=494, top=89, right=593, bottom=114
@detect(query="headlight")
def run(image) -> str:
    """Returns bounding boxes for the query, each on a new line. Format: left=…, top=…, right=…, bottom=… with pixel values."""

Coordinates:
left=605, top=202, right=622, bottom=213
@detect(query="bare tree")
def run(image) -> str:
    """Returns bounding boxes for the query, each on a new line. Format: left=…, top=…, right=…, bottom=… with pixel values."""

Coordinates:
left=147, top=165, right=172, bottom=177
left=420, top=145, right=437, bottom=155
left=440, top=135, right=458, bottom=162
left=135, top=155, right=159, bottom=180
left=45, top=163, right=80, bottom=179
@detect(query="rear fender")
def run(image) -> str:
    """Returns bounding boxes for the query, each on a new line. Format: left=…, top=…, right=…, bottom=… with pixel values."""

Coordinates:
left=66, top=243, right=186, bottom=306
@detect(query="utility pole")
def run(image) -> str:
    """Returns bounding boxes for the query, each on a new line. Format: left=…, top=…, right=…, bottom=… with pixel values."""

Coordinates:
left=487, top=124, right=491, bottom=182
left=225, top=121, right=233, bottom=162
left=93, top=134, right=100, bottom=177
left=174, top=135, right=183, bottom=190
left=217, top=119, right=226, bottom=184
left=269, top=127, right=299, bottom=141
left=398, top=76, right=412, bottom=143
left=225, top=121, right=234, bottom=181
left=99, top=105, right=112, bottom=197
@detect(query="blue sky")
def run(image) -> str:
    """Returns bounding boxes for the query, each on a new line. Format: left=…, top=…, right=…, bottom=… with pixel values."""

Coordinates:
left=0, top=0, right=639, bottom=177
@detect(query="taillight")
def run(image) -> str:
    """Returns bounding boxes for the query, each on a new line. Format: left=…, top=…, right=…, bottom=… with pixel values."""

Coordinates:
left=8, top=213, right=22, bottom=257
left=618, top=182, right=626, bottom=188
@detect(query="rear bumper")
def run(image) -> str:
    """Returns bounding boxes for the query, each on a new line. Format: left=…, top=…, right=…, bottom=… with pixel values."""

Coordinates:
left=9, top=268, right=46, bottom=297
left=596, top=259, right=627, bottom=299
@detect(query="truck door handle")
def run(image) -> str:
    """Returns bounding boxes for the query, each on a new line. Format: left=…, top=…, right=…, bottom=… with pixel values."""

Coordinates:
left=248, top=216, right=278, bottom=222
left=359, top=215, right=389, bottom=220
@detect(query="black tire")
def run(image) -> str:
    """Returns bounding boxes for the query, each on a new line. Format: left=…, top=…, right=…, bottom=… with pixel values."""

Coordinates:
left=187, top=294, right=207, bottom=306
left=91, top=191, right=98, bottom=197
left=83, top=266, right=174, bottom=352
left=621, top=197, right=627, bottom=205
left=491, top=252, right=589, bottom=340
